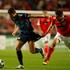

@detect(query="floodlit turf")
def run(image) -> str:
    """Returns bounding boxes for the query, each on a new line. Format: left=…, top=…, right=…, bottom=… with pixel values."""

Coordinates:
left=0, top=48, right=70, bottom=70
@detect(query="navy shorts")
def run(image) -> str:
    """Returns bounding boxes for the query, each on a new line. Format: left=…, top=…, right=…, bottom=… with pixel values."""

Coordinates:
left=17, top=32, right=42, bottom=43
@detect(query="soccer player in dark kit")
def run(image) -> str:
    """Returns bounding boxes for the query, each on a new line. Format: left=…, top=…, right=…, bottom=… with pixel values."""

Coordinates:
left=8, top=8, right=43, bottom=69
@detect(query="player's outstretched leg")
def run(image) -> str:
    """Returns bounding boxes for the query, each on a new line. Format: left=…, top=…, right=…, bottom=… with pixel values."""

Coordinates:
left=43, top=47, right=54, bottom=65
left=43, top=38, right=59, bottom=65
left=28, top=41, right=44, bottom=58
left=42, top=43, right=49, bottom=65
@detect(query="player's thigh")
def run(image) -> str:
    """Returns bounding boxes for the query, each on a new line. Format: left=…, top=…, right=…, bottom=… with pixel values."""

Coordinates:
left=45, top=33, right=51, bottom=42
left=42, top=34, right=50, bottom=43
left=54, top=32, right=61, bottom=44
left=16, top=40, right=25, bottom=50
left=51, top=36, right=61, bottom=47
left=16, top=32, right=27, bottom=50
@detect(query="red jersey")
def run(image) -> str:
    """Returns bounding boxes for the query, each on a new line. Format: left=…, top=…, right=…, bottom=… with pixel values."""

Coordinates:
left=53, top=16, right=70, bottom=36
left=38, top=17, right=52, bottom=34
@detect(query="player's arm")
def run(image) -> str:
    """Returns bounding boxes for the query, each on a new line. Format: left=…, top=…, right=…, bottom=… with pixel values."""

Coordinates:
left=37, top=19, right=44, bottom=36
left=50, top=24, right=57, bottom=34
left=12, top=24, right=19, bottom=36
left=47, top=16, right=57, bottom=34
left=44, top=22, right=53, bottom=36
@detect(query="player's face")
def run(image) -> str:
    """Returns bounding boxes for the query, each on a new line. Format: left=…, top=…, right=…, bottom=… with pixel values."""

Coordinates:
left=9, top=13, right=13, bottom=17
left=9, top=12, right=16, bottom=18
left=56, top=15, right=63, bottom=22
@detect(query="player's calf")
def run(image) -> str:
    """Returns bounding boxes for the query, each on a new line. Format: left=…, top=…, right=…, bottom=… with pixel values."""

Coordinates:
left=43, top=47, right=54, bottom=65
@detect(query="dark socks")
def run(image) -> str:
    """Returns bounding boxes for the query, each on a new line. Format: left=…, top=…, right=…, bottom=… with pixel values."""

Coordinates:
left=16, top=50, right=23, bottom=65
left=35, top=48, right=41, bottom=53
left=35, top=48, right=44, bottom=58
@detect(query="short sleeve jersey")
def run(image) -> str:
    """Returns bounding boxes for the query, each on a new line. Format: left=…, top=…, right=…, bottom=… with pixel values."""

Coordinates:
left=52, top=16, right=70, bottom=36
left=12, top=13, right=33, bottom=33
left=38, top=17, right=51, bottom=34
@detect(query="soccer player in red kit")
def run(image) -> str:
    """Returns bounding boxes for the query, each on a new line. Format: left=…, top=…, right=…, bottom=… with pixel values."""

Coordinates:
left=37, top=17, right=49, bottom=35
left=43, top=8, right=70, bottom=64
left=37, top=17, right=53, bottom=60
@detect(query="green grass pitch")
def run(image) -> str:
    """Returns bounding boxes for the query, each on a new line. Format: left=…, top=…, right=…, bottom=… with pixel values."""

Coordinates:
left=0, top=48, right=70, bottom=70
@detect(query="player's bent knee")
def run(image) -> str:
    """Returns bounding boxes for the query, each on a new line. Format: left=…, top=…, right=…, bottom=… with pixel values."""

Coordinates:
left=51, top=39, right=58, bottom=47
left=30, top=49, right=35, bottom=54
left=54, top=38, right=60, bottom=44
left=16, top=47, right=21, bottom=51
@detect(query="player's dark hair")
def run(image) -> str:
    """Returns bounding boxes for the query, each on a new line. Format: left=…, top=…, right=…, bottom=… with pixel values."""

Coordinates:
left=55, top=9, right=63, bottom=17
left=8, top=8, right=16, bottom=14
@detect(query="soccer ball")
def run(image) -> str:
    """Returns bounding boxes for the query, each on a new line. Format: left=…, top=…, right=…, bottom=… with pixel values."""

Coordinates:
left=0, top=59, right=4, bottom=68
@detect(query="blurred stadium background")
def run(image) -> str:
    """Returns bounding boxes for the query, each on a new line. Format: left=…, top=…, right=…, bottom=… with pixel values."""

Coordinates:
left=0, top=0, right=70, bottom=70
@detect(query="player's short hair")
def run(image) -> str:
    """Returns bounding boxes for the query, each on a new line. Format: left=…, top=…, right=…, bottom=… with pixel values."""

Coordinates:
left=8, top=8, right=16, bottom=14
left=55, top=9, right=63, bottom=17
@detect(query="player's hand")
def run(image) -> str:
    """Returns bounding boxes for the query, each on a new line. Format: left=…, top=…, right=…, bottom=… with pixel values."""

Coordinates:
left=33, top=29, right=38, bottom=34
left=39, top=31, right=43, bottom=36
left=12, top=32, right=16, bottom=36
left=41, top=31, right=48, bottom=37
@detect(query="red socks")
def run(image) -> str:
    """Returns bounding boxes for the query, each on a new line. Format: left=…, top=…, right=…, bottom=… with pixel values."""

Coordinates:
left=44, top=43, right=49, bottom=54
left=44, top=47, right=54, bottom=62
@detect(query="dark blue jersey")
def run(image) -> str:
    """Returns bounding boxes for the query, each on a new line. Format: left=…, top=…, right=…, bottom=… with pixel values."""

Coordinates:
left=12, top=13, right=33, bottom=33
